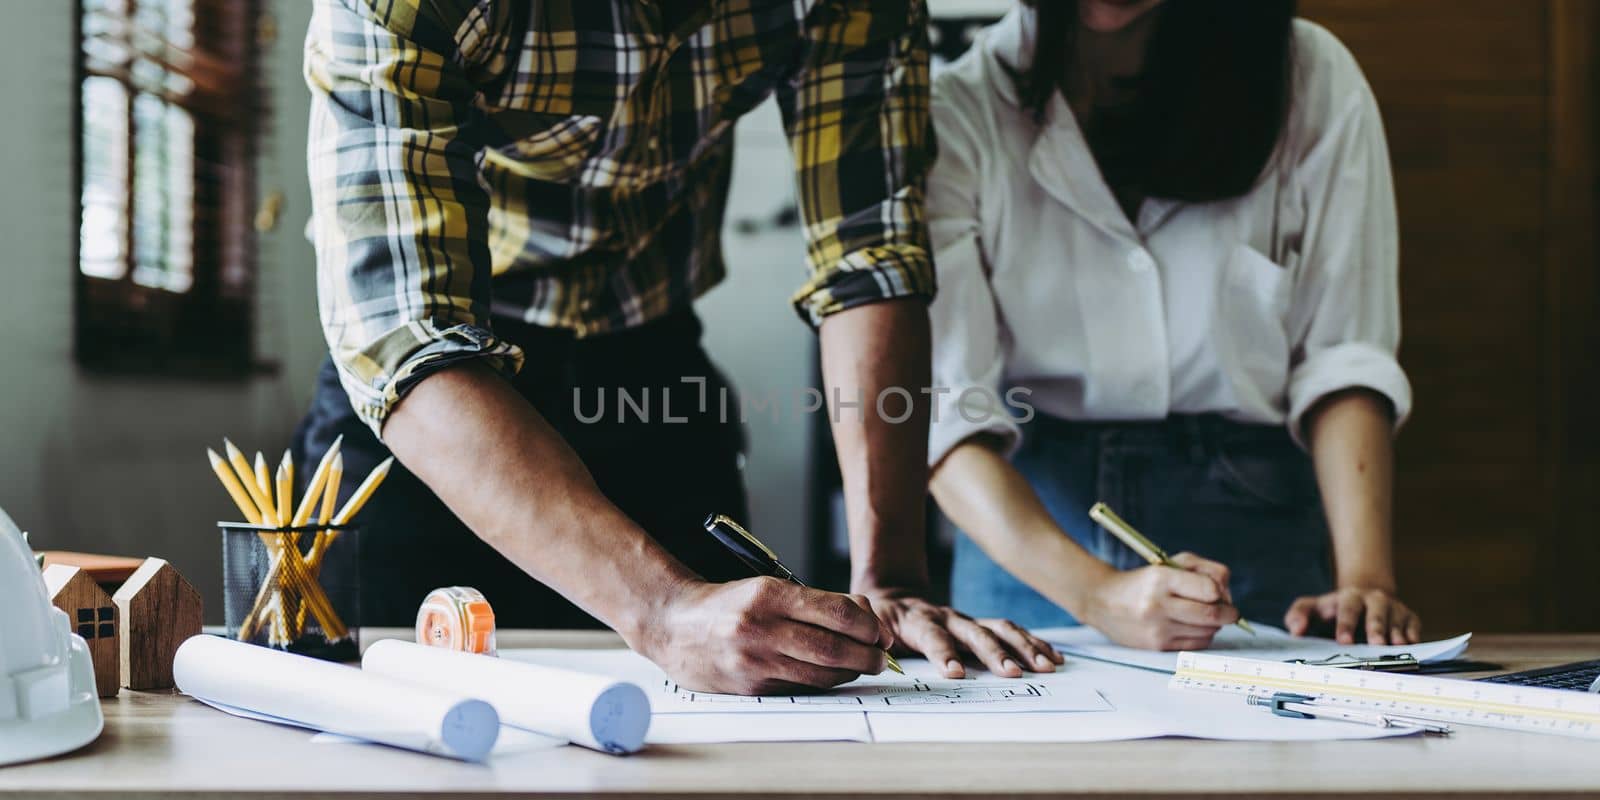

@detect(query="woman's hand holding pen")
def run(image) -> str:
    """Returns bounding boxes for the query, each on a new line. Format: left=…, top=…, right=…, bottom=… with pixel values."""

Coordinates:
left=1080, top=552, right=1242, bottom=651
left=638, top=576, right=895, bottom=696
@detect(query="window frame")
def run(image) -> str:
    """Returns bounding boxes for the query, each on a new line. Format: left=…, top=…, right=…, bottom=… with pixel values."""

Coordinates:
left=72, top=0, right=264, bottom=378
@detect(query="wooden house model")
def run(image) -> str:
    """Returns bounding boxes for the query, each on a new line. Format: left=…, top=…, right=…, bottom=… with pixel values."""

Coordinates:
left=42, top=564, right=121, bottom=697
left=111, top=557, right=203, bottom=690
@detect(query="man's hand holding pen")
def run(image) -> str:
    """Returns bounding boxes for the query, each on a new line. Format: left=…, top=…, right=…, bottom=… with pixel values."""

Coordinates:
left=691, top=513, right=1061, bottom=688
left=638, top=576, right=895, bottom=696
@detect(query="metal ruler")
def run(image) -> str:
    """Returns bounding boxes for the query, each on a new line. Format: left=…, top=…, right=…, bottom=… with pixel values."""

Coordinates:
left=1172, top=651, right=1600, bottom=739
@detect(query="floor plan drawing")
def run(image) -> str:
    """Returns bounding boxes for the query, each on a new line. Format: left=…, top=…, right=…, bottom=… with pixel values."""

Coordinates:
left=655, top=679, right=1108, bottom=714
left=501, top=646, right=1112, bottom=715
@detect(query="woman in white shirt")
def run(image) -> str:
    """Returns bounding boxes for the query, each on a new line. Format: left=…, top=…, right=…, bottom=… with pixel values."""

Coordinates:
left=927, top=0, right=1421, bottom=649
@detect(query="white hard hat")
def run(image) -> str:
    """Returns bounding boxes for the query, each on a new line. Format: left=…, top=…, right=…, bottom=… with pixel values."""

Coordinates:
left=0, top=507, right=102, bottom=766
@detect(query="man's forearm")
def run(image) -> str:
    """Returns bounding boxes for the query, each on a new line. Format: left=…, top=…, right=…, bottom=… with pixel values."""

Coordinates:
left=1306, top=389, right=1398, bottom=590
left=382, top=362, right=699, bottom=646
left=819, top=300, right=933, bottom=594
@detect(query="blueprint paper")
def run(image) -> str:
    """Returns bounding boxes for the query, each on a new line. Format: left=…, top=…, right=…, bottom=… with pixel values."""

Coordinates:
left=503, top=646, right=1413, bottom=743
left=1039, top=623, right=1471, bottom=675
left=650, top=674, right=1108, bottom=714
left=866, top=656, right=1417, bottom=743
left=502, top=648, right=1109, bottom=715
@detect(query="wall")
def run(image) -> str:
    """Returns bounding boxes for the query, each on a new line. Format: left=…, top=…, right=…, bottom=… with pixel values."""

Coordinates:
left=0, top=0, right=324, bottom=619
left=1301, top=0, right=1598, bottom=633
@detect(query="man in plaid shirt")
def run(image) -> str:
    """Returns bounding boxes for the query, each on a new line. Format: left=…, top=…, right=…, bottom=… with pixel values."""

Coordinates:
left=294, top=0, right=1060, bottom=694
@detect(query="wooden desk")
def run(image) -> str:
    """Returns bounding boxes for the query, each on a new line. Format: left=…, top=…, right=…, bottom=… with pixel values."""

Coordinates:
left=6, top=631, right=1600, bottom=799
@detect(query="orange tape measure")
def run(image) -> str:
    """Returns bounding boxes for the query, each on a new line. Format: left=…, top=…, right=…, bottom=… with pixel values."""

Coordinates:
left=415, top=586, right=497, bottom=655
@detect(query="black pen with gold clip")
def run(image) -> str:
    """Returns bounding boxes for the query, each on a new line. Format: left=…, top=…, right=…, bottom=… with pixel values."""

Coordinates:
left=703, top=513, right=904, bottom=675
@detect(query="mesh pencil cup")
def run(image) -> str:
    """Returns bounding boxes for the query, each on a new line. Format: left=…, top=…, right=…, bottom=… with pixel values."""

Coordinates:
left=219, top=522, right=360, bottom=661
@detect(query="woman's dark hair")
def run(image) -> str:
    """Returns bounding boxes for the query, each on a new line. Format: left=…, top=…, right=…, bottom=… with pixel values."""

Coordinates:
left=1020, top=0, right=1297, bottom=203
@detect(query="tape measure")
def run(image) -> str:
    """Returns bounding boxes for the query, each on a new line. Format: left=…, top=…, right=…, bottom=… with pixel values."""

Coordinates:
left=415, top=586, right=497, bottom=655
left=1172, top=651, right=1600, bottom=739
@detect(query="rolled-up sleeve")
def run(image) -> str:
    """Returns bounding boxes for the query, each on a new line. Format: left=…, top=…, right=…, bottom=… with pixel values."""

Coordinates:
left=924, top=80, right=1020, bottom=467
left=782, top=0, right=937, bottom=326
left=306, top=0, right=523, bottom=436
left=1285, top=78, right=1412, bottom=447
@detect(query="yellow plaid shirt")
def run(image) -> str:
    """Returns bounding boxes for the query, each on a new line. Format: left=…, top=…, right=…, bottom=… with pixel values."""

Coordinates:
left=306, top=0, right=935, bottom=432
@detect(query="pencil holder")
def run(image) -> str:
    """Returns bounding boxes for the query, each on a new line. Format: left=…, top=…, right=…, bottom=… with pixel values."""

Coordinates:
left=219, top=522, right=361, bottom=662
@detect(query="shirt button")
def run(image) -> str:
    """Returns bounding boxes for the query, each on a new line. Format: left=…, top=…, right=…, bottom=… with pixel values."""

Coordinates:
left=1126, top=248, right=1155, bottom=273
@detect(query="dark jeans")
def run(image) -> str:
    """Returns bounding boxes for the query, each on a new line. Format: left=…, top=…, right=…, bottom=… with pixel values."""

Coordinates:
left=951, top=413, right=1333, bottom=629
left=292, top=311, right=751, bottom=628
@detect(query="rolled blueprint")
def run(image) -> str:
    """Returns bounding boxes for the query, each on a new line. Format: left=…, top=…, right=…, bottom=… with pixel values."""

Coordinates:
left=363, top=639, right=650, bottom=754
left=173, top=635, right=499, bottom=761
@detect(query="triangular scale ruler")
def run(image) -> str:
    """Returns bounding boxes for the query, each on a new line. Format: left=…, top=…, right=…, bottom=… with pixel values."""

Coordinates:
left=1172, top=651, right=1600, bottom=739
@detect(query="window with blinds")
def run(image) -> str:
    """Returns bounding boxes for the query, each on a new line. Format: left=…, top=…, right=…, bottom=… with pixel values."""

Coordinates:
left=76, top=0, right=264, bottom=376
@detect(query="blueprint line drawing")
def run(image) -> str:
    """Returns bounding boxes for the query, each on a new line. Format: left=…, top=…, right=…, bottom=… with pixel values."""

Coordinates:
left=661, top=679, right=1055, bottom=707
left=500, top=647, right=1110, bottom=715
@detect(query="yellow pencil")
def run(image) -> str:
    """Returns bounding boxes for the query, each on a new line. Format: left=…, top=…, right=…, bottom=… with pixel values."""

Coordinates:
left=309, top=455, right=390, bottom=573
left=274, top=454, right=300, bottom=642
left=320, top=453, right=343, bottom=527
left=220, top=441, right=281, bottom=639
left=224, top=440, right=275, bottom=527
left=291, top=436, right=343, bottom=528
left=307, top=452, right=343, bottom=568
left=333, top=457, right=394, bottom=525
left=208, top=449, right=264, bottom=525
left=292, top=443, right=344, bottom=633
left=254, top=452, right=274, bottom=526
left=274, top=454, right=293, bottom=531
left=1088, top=502, right=1255, bottom=635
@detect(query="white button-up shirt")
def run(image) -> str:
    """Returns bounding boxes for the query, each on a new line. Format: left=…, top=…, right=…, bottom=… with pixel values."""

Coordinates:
left=926, top=10, right=1413, bottom=466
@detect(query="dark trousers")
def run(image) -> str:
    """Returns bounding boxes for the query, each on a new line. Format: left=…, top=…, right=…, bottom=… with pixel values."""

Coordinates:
left=292, top=311, right=752, bottom=628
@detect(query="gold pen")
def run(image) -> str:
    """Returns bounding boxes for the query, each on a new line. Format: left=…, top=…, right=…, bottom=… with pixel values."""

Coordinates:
left=1088, top=502, right=1255, bottom=635
left=703, top=514, right=904, bottom=675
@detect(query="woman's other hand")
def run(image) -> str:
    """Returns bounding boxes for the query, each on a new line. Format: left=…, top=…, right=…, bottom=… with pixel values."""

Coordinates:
left=1284, top=586, right=1421, bottom=645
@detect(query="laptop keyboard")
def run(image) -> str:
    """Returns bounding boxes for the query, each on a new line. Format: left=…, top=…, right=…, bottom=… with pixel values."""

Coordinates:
left=1480, top=660, right=1600, bottom=691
